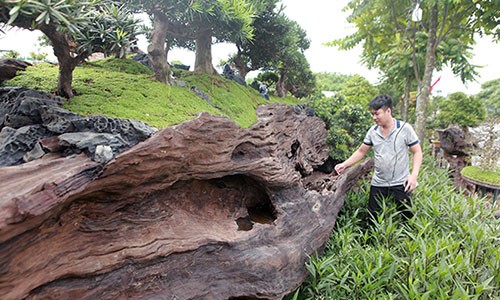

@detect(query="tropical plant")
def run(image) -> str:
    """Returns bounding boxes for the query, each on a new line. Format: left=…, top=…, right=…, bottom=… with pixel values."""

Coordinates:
left=339, top=74, right=379, bottom=108
left=0, top=50, right=20, bottom=58
left=315, top=72, right=352, bottom=94
left=77, top=3, right=140, bottom=59
left=310, top=94, right=371, bottom=161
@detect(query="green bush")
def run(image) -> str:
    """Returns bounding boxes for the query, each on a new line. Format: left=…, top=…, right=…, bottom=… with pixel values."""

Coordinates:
left=310, top=94, right=371, bottom=161
left=294, top=158, right=500, bottom=299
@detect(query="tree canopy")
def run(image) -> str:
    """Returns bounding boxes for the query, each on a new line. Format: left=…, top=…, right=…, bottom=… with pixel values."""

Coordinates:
left=433, top=91, right=486, bottom=128
left=476, top=78, right=500, bottom=119
left=331, top=0, right=500, bottom=142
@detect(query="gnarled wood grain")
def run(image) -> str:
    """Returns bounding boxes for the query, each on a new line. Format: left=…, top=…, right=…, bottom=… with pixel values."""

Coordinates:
left=0, top=103, right=373, bottom=299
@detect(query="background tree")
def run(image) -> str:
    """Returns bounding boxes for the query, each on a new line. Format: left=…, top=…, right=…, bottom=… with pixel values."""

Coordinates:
left=332, top=0, right=499, bottom=143
left=476, top=78, right=500, bottom=119
left=1, top=0, right=138, bottom=98
left=0, top=0, right=98, bottom=98
left=162, top=0, right=256, bottom=75
left=315, top=72, right=352, bottom=94
left=309, top=94, right=372, bottom=161
left=281, top=50, right=316, bottom=98
left=270, top=17, right=310, bottom=97
left=339, top=74, right=379, bottom=108
left=78, top=3, right=140, bottom=59
left=125, top=0, right=196, bottom=83
left=128, top=0, right=255, bottom=81
left=308, top=73, right=379, bottom=160
left=232, top=0, right=285, bottom=79
left=433, top=92, right=485, bottom=129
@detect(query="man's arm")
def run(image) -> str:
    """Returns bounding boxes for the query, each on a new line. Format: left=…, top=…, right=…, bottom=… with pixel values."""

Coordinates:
left=405, top=143, right=423, bottom=192
left=334, top=143, right=371, bottom=175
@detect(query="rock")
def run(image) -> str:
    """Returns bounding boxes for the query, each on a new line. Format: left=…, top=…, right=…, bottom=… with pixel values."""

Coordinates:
left=23, top=142, right=46, bottom=162
left=0, top=58, right=32, bottom=82
left=94, top=145, right=114, bottom=163
left=0, top=95, right=374, bottom=299
left=469, top=122, right=500, bottom=168
left=0, top=87, right=157, bottom=166
left=190, top=85, right=213, bottom=106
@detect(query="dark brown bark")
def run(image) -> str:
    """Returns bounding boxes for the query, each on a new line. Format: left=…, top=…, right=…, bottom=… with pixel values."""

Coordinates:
left=233, top=54, right=252, bottom=79
left=38, top=24, right=84, bottom=99
left=0, top=59, right=32, bottom=81
left=437, top=127, right=475, bottom=190
left=194, top=31, right=218, bottom=75
left=276, top=70, right=287, bottom=98
left=147, top=10, right=170, bottom=84
left=0, top=103, right=373, bottom=299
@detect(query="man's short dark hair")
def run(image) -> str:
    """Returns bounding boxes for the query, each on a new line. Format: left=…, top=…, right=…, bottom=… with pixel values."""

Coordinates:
left=369, top=94, right=393, bottom=110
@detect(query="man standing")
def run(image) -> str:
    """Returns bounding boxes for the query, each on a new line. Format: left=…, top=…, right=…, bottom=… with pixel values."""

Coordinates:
left=335, top=95, right=423, bottom=220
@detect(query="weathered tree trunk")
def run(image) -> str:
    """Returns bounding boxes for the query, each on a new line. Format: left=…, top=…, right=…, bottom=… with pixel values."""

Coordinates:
left=276, top=71, right=287, bottom=98
left=194, top=31, right=218, bottom=75
left=39, top=24, right=84, bottom=99
left=148, top=10, right=170, bottom=84
left=0, top=97, right=373, bottom=299
left=234, top=54, right=252, bottom=79
left=415, top=3, right=438, bottom=144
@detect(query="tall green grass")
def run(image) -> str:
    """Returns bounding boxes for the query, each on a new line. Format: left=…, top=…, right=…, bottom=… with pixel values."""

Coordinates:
left=295, top=157, right=500, bottom=299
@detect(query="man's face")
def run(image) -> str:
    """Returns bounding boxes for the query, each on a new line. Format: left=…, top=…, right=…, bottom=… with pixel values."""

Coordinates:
left=370, top=107, right=391, bottom=126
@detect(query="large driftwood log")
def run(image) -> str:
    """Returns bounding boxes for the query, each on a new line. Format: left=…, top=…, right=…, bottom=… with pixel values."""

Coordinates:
left=0, top=97, right=373, bottom=299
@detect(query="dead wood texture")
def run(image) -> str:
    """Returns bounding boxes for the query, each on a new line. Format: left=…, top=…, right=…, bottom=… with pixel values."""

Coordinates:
left=0, top=59, right=32, bottom=82
left=0, top=101, right=373, bottom=299
left=436, top=127, right=475, bottom=189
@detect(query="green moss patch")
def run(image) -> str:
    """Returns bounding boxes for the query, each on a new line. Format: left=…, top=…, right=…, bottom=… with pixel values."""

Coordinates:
left=461, top=166, right=500, bottom=186
left=3, top=58, right=300, bottom=129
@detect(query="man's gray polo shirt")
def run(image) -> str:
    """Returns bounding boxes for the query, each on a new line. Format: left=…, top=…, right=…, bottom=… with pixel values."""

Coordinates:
left=363, top=119, right=419, bottom=187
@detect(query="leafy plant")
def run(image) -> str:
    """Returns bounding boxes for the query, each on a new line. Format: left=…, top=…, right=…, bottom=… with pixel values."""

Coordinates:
left=0, top=50, right=20, bottom=58
left=310, top=94, right=371, bottom=161
left=433, top=92, right=486, bottom=128
left=293, top=157, right=500, bottom=299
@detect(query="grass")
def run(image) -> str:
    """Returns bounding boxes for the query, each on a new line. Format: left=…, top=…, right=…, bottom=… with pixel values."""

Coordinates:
left=291, top=157, right=500, bottom=299
left=3, top=58, right=300, bottom=128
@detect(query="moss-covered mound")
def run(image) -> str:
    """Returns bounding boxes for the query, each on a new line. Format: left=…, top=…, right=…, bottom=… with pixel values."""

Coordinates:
left=3, top=58, right=299, bottom=128
left=461, top=166, right=500, bottom=186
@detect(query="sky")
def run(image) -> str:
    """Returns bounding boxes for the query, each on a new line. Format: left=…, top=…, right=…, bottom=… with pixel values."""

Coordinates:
left=1, top=0, right=499, bottom=96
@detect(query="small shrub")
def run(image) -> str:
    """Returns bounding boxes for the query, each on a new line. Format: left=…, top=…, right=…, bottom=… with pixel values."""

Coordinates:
left=310, top=94, right=371, bottom=161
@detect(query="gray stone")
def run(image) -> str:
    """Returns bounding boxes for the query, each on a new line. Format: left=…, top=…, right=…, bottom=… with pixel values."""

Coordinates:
left=0, top=87, right=157, bottom=166
left=94, top=145, right=114, bottom=163
left=23, top=142, right=46, bottom=162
